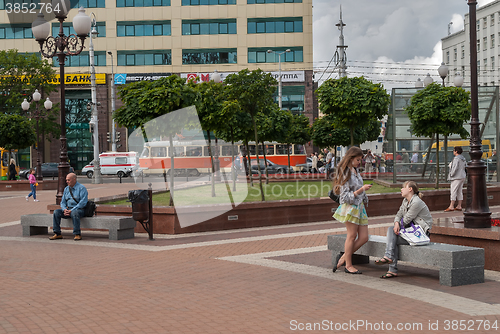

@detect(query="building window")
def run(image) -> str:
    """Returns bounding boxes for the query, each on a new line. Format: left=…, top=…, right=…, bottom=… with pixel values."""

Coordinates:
left=247, top=17, right=302, bottom=34
left=74, top=0, right=105, bottom=7
left=181, top=0, right=236, bottom=5
left=247, top=0, right=302, bottom=3
left=461, top=45, right=465, bottom=59
left=477, top=20, right=480, bottom=30
left=483, top=17, right=487, bottom=28
left=454, top=48, right=457, bottom=61
left=117, top=21, right=171, bottom=36
left=52, top=22, right=106, bottom=37
left=484, top=58, right=487, bottom=72
left=446, top=51, right=449, bottom=64
left=117, top=50, right=172, bottom=65
left=182, top=48, right=237, bottom=64
left=272, top=85, right=305, bottom=114
left=492, top=14, right=495, bottom=26
left=53, top=51, right=106, bottom=67
left=484, top=37, right=487, bottom=50
left=492, top=56, right=495, bottom=70
left=477, top=39, right=480, bottom=51
left=0, top=24, right=33, bottom=39
left=492, top=34, right=496, bottom=48
left=248, top=47, right=303, bottom=63
left=117, top=0, right=170, bottom=7
left=182, top=19, right=236, bottom=35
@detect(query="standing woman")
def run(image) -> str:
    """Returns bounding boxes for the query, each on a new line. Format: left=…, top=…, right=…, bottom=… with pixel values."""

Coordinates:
left=332, top=146, right=372, bottom=274
left=8, top=159, right=17, bottom=180
left=445, top=146, right=467, bottom=212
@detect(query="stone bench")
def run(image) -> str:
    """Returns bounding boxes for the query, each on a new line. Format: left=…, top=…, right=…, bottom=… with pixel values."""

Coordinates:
left=21, top=214, right=136, bottom=240
left=327, top=234, right=484, bottom=286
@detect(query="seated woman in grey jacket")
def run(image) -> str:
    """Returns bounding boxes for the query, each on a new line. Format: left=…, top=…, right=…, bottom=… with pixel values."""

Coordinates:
left=375, top=181, right=433, bottom=278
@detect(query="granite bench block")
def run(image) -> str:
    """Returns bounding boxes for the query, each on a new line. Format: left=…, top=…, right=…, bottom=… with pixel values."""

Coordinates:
left=328, top=234, right=484, bottom=286
left=21, top=214, right=136, bottom=240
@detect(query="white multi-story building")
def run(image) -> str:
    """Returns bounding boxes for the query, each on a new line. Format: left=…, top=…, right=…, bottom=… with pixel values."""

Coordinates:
left=0, top=0, right=315, bottom=170
left=442, top=0, right=500, bottom=87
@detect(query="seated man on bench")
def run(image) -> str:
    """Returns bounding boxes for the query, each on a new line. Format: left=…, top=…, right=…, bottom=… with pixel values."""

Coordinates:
left=50, top=173, right=88, bottom=241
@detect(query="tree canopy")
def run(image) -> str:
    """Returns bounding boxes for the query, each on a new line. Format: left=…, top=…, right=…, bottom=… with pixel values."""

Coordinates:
left=405, top=82, right=470, bottom=139
left=316, top=76, right=390, bottom=146
left=405, top=82, right=471, bottom=188
left=0, top=114, right=37, bottom=150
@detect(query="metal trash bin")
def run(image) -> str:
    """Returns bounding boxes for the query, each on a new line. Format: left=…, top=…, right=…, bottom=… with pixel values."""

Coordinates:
left=128, top=190, right=149, bottom=222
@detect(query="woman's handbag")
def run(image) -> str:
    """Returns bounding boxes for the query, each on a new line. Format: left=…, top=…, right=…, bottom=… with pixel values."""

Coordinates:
left=328, top=190, right=340, bottom=204
left=399, top=219, right=430, bottom=246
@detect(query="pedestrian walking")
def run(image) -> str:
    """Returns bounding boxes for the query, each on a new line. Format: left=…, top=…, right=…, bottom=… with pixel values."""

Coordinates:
left=26, top=169, right=39, bottom=202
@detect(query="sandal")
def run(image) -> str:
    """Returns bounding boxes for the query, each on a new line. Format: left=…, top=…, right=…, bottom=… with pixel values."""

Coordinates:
left=332, top=253, right=345, bottom=273
left=375, top=257, right=393, bottom=265
left=380, top=272, right=398, bottom=279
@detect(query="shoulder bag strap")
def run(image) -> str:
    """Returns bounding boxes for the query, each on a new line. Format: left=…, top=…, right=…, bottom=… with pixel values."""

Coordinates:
left=68, top=187, right=78, bottom=202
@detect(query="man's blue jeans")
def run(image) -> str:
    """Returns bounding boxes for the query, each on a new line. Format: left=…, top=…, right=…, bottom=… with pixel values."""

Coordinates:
left=53, top=208, right=85, bottom=235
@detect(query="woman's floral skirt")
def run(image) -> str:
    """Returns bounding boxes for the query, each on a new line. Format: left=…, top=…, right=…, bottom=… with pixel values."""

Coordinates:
left=333, top=202, right=368, bottom=226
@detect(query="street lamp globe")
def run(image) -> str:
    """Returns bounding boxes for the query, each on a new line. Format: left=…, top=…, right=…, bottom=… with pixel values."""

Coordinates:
left=31, top=13, right=50, bottom=42
left=211, top=70, right=221, bottom=83
left=52, top=0, right=71, bottom=19
left=415, top=78, right=424, bottom=88
left=423, top=73, right=433, bottom=87
left=44, top=97, right=53, bottom=110
left=32, top=89, right=41, bottom=102
left=438, top=62, right=449, bottom=86
left=21, top=99, right=29, bottom=111
left=454, top=72, right=464, bottom=87
left=73, top=7, right=91, bottom=37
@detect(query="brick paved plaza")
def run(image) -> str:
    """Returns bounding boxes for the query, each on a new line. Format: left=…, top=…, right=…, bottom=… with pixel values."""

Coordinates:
left=1, top=181, right=500, bottom=333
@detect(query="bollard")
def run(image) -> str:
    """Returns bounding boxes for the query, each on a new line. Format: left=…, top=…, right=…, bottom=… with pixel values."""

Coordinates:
left=119, top=173, right=122, bottom=183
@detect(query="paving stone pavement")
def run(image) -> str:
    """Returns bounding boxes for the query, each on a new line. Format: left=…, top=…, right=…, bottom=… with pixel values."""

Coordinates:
left=1, top=182, right=500, bottom=333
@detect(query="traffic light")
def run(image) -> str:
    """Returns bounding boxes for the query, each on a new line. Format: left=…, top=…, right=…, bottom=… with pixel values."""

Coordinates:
left=116, top=131, right=121, bottom=142
left=106, top=132, right=111, bottom=142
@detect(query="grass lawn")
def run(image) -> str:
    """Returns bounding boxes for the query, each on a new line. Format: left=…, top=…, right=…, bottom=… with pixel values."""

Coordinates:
left=104, top=180, right=421, bottom=206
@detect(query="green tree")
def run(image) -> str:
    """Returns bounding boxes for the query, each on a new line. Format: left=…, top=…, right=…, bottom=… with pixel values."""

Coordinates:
left=405, top=82, right=470, bottom=188
left=196, top=80, right=231, bottom=197
left=316, top=76, right=390, bottom=146
left=0, top=114, right=37, bottom=150
left=115, top=75, right=199, bottom=204
left=0, top=50, right=60, bottom=157
left=224, top=69, right=277, bottom=201
left=284, top=114, right=311, bottom=172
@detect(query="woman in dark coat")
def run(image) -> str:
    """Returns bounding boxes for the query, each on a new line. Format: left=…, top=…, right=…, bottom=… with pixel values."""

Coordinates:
left=8, top=159, right=17, bottom=180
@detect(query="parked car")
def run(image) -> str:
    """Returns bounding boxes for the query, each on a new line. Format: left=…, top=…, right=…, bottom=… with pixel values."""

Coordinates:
left=294, top=157, right=324, bottom=173
left=249, top=159, right=293, bottom=174
left=20, top=163, right=74, bottom=179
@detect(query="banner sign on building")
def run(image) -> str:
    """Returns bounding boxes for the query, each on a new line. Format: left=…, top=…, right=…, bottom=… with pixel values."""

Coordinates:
left=48, top=73, right=106, bottom=85
left=114, top=73, right=173, bottom=85
left=180, top=71, right=305, bottom=83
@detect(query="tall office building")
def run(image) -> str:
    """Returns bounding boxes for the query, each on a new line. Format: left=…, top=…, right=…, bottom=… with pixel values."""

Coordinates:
left=442, top=0, right=500, bottom=87
left=0, top=0, right=314, bottom=171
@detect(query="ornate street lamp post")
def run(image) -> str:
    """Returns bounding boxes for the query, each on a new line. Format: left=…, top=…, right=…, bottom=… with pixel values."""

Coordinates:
left=465, top=0, right=491, bottom=228
left=21, top=91, right=52, bottom=181
left=31, top=3, right=91, bottom=204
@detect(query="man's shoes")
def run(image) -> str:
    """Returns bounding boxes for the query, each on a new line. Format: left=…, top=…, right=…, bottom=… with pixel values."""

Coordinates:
left=34, top=199, right=39, bottom=202
left=49, top=234, right=62, bottom=240
left=74, top=234, right=82, bottom=241
left=25, top=196, right=29, bottom=202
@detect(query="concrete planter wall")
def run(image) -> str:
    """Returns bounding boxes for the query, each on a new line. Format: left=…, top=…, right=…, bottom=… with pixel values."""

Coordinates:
left=46, top=185, right=500, bottom=235
left=0, top=180, right=58, bottom=191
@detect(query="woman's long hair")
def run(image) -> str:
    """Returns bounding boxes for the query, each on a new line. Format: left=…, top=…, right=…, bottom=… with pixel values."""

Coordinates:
left=333, top=147, right=364, bottom=194
left=403, top=180, right=423, bottom=199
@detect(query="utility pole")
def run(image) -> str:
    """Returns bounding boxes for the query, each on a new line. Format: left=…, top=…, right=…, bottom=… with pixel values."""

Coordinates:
left=108, top=51, right=117, bottom=152
left=336, top=6, right=348, bottom=78
left=89, top=13, right=102, bottom=184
